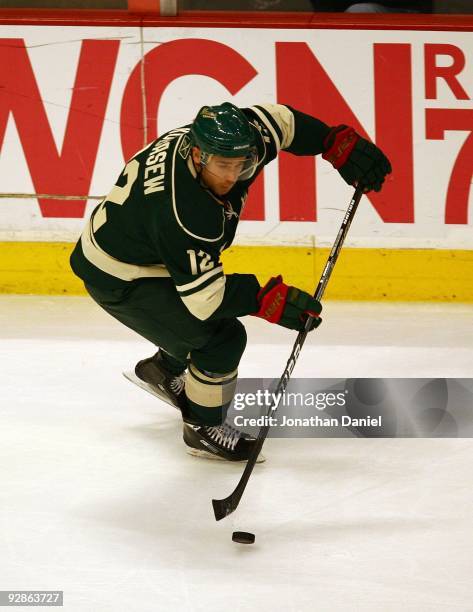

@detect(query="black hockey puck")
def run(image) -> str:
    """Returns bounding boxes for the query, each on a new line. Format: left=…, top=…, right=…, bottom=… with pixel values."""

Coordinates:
left=232, top=531, right=255, bottom=544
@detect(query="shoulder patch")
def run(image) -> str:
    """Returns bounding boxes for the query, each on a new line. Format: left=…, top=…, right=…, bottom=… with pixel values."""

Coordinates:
left=178, top=131, right=192, bottom=160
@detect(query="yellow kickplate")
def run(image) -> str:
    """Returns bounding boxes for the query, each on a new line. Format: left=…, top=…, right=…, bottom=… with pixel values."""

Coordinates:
left=0, top=242, right=472, bottom=301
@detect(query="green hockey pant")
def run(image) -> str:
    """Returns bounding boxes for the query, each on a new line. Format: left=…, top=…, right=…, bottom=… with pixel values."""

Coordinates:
left=84, top=278, right=247, bottom=375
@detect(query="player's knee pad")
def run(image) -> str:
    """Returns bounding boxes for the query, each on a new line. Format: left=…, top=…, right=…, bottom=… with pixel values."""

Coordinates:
left=185, top=363, right=238, bottom=425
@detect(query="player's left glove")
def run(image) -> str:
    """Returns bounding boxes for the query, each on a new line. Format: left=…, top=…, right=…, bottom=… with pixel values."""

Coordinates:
left=252, top=275, right=322, bottom=332
left=322, top=125, right=392, bottom=192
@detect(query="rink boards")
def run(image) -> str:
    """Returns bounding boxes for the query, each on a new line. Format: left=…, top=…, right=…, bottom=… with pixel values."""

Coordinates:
left=0, top=13, right=471, bottom=300
left=1, top=241, right=472, bottom=301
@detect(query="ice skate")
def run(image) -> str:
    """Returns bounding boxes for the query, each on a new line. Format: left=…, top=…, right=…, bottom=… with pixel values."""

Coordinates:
left=183, top=421, right=265, bottom=463
left=134, top=351, right=187, bottom=412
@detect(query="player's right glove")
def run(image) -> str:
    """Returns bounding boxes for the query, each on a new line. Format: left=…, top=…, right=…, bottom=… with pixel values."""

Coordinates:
left=252, top=275, right=322, bottom=332
left=322, top=125, right=392, bottom=192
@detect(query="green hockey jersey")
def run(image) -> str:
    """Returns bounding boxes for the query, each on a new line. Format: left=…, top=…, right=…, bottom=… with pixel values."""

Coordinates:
left=70, top=103, right=330, bottom=321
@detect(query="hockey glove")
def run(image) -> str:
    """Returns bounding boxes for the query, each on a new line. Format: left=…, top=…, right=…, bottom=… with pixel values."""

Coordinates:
left=252, top=275, right=322, bottom=332
left=322, top=125, right=392, bottom=192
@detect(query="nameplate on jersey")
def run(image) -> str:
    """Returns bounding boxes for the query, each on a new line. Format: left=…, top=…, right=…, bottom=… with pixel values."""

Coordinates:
left=144, top=128, right=189, bottom=195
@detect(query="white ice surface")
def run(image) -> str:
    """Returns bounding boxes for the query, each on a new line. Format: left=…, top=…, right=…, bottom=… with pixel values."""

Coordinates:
left=1, top=296, right=473, bottom=612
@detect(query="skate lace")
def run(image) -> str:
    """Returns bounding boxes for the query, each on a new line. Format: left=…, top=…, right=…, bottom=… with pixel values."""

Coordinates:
left=169, top=375, right=185, bottom=395
left=206, top=423, right=241, bottom=451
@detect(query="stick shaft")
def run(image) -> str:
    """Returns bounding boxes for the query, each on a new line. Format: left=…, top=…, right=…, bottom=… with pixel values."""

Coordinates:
left=212, top=187, right=364, bottom=521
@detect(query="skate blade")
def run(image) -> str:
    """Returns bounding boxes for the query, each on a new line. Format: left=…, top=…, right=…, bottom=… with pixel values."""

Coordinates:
left=123, top=370, right=178, bottom=410
left=185, top=447, right=266, bottom=463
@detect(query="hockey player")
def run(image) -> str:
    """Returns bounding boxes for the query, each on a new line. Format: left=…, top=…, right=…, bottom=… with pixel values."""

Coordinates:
left=70, top=103, right=391, bottom=462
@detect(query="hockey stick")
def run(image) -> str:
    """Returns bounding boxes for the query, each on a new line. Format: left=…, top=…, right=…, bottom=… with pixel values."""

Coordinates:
left=212, top=186, right=364, bottom=521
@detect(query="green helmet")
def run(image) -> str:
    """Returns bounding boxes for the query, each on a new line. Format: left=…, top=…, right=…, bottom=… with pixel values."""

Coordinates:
left=190, top=102, right=258, bottom=181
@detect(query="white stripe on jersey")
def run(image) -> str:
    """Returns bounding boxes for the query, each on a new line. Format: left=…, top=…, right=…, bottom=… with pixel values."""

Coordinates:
left=250, top=104, right=295, bottom=151
left=81, top=217, right=170, bottom=281
left=179, top=275, right=226, bottom=320
left=171, top=134, right=225, bottom=243
left=175, top=265, right=223, bottom=294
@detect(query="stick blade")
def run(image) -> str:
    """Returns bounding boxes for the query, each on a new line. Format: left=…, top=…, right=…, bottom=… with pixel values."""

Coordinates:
left=212, top=495, right=237, bottom=521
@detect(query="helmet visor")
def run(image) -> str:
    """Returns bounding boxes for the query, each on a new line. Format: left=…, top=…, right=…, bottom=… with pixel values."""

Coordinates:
left=200, top=148, right=258, bottom=182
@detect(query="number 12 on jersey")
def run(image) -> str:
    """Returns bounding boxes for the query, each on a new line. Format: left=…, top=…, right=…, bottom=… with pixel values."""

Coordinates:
left=187, top=249, right=215, bottom=275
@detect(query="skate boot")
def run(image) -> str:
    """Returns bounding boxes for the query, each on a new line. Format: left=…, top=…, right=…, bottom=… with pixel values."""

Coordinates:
left=135, top=351, right=187, bottom=412
left=183, top=421, right=265, bottom=463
